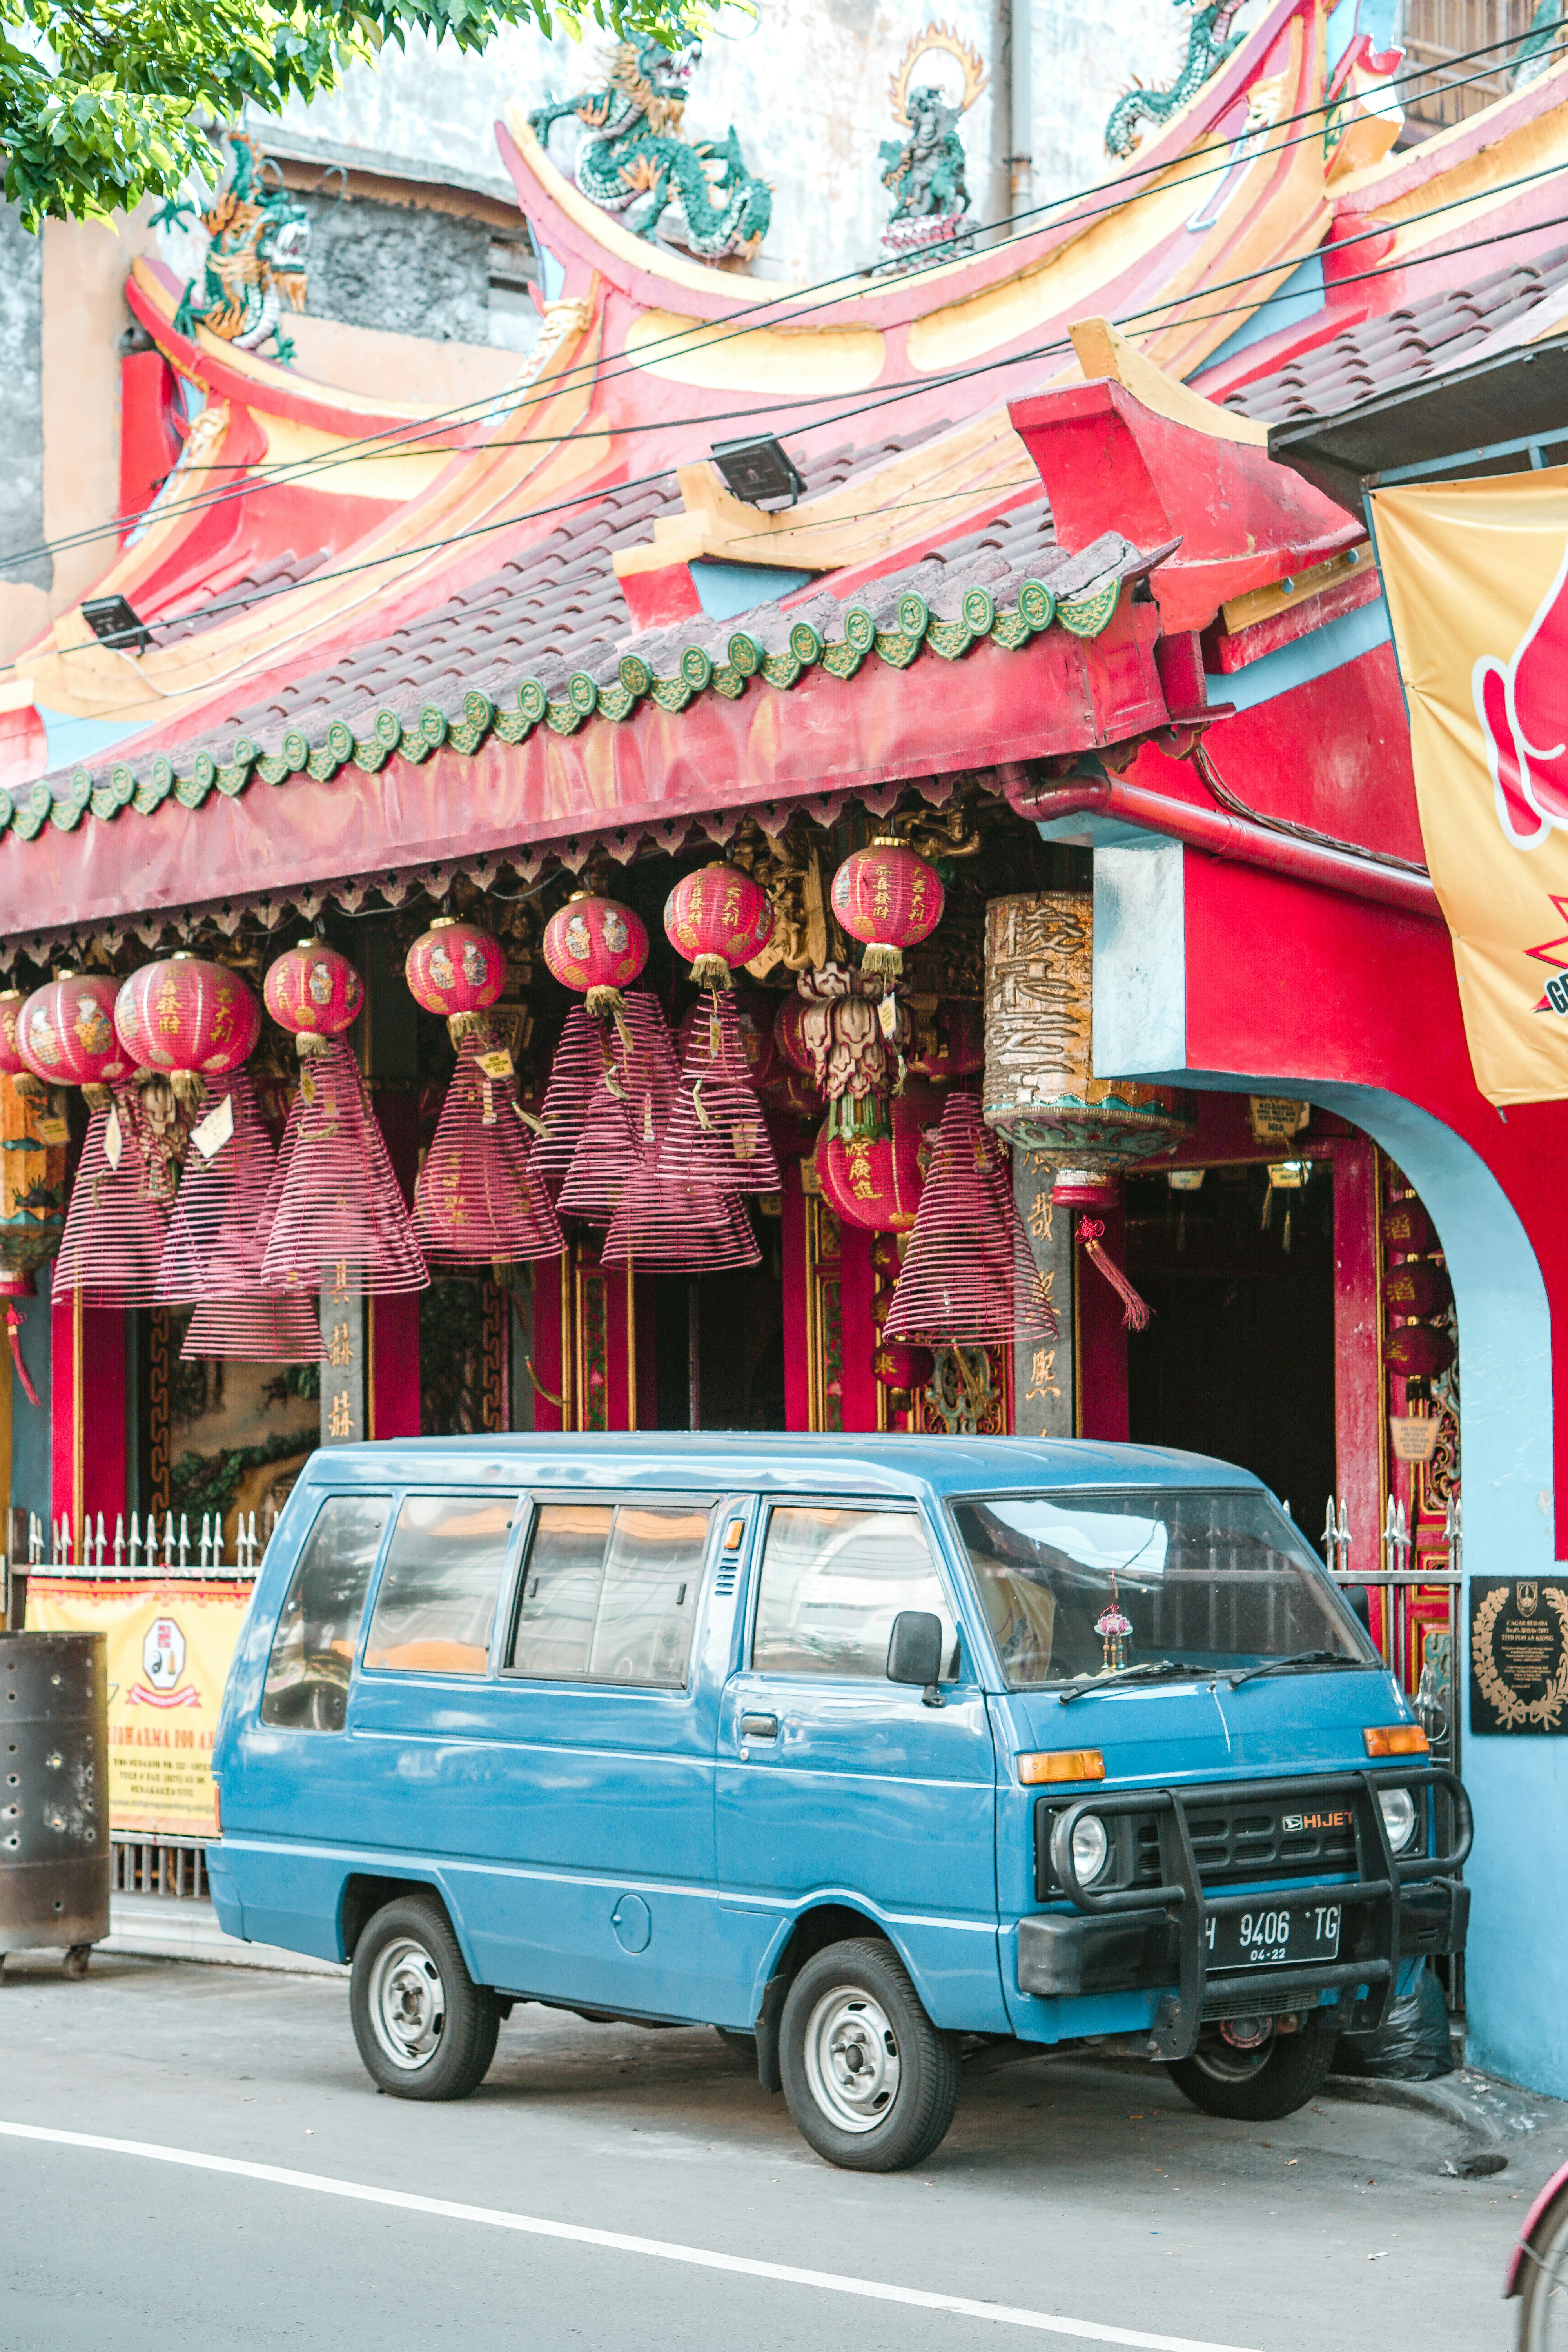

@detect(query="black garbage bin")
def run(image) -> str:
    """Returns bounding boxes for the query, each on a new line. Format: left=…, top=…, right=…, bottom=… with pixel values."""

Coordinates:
left=0, top=1631, right=111, bottom=1977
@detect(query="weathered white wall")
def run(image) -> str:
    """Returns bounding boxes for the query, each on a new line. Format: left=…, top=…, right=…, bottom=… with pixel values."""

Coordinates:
left=250, top=0, right=1006, bottom=288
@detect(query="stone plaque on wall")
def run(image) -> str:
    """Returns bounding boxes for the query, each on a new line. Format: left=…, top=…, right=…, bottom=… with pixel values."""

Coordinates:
left=1469, top=1577, right=1568, bottom=1733
left=1013, top=1147, right=1073, bottom=1438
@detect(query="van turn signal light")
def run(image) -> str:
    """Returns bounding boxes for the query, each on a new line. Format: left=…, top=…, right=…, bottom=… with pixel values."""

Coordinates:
left=1363, top=1724, right=1429, bottom=1757
left=1017, top=1750, right=1106, bottom=1786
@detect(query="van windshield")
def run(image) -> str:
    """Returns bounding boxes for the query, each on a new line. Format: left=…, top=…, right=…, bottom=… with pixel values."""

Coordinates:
left=949, top=1489, right=1375, bottom=1690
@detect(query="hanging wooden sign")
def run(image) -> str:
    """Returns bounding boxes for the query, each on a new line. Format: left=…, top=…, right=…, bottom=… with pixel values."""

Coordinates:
left=1469, top=1577, right=1568, bottom=1734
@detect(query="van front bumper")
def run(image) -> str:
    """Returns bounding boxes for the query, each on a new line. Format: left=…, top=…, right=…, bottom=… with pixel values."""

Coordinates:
left=1016, top=1766, right=1471, bottom=2062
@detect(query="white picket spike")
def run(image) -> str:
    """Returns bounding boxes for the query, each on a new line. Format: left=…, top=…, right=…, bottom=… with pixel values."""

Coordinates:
left=164, top=1510, right=175, bottom=1569
left=95, top=1512, right=106, bottom=1569
left=178, top=1512, right=190, bottom=1570
left=113, top=1514, right=125, bottom=1570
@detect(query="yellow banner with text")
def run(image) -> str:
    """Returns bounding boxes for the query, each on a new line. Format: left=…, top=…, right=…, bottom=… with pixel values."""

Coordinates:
left=1374, top=466, right=1568, bottom=1104
left=24, top=1579, right=250, bottom=1837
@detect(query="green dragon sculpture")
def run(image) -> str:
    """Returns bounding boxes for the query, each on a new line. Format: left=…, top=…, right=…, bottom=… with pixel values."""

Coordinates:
left=1104, top=0, right=1246, bottom=160
left=529, top=38, right=771, bottom=264
left=152, top=134, right=310, bottom=365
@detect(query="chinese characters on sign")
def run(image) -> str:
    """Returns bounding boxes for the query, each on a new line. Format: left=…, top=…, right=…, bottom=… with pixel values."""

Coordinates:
left=320, top=1279, right=366, bottom=1445
left=1013, top=1150, right=1072, bottom=1437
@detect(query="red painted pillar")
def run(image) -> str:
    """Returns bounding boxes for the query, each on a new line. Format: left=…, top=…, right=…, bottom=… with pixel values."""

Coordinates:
left=370, top=1092, right=421, bottom=1441
left=838, top=1222, right=879, bottom=1434
left=49, top=1291, right=127, bottom=1560
left=780, top=1161, right=810, bottom=1433
left=1333, top=1136, right=1384, bottom=1634
left=1075, top=1194, right=1131, bottom=1443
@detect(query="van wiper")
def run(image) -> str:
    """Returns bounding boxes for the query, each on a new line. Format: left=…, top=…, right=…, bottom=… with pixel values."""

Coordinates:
left=1228, top=1650, right=1364, bottom=1688
left=1058, top=1661, right=1214, bottom=1705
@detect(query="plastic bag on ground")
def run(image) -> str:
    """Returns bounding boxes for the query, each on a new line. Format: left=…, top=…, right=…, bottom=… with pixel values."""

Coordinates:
left=1331, top=1965, right=1456, bottom=2081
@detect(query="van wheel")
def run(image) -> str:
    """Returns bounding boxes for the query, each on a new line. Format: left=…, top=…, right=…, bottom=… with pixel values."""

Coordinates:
left=780, top=1938, right=959, bottom=2172
left=1167, top=2014, right=1338, bottom=2122
left=350, top=1895, right=499, bottom=2102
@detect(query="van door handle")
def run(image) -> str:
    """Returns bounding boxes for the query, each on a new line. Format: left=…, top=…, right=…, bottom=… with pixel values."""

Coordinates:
left=740, top=1713, right=778, bottom=1740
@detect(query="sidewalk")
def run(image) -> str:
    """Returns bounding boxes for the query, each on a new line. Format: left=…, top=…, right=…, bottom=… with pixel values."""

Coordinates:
left=99, top=1891, right=346, bottom=1975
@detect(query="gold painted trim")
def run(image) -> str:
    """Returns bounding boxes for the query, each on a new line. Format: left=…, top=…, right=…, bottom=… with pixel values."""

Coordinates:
left=1221, top=541, right=1374, bottom=634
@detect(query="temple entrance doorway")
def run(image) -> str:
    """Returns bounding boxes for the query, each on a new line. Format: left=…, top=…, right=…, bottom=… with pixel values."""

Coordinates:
left=1122, top=1144, right=1338, bottom=1548
left=652, top=1214, right=786, bottom=1430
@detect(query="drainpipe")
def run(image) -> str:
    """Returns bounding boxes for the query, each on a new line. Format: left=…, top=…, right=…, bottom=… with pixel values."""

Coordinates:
left=1009, top=777, right=1441, bottom=920
left=1009, top=0, right=1033, bottom=219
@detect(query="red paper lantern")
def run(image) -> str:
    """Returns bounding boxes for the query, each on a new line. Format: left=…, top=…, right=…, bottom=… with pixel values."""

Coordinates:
left=1382, top=1260, right=1452, bottom=1319
left=1384, top=1322, right=1455, bottom=1379
left=19, top=973, right=137, bottom=1102
left=907, top=998, right=984, bottom=1080
left=830, top=838, right=944, bottom=979
left=773, top=995, right=815, bottom=1076
left=405, top=917, right=507, bottom=1038
left=264, top=940, right=364, bottom=1053
left=813, top=1081, right=942, bottom=1232
left=1383, top=1198, right=1437, bottom=1254
left=664, top=863, right=773, bottom=989
left=874, top=1340, right=933, bottom=1391
left=114, top=955, right=261, bottom=1105
left=543, top=893, right=649, bottom=1017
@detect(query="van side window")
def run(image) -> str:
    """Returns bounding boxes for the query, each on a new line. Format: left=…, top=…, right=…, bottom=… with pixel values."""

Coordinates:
left=752, top=1505, right=957, bottom=1679
left=363, top=1492, right=515, bottom=1676
left=510, top=1501, right=711, bottom=1686
left=261, top=1495, right=390, bottom=1731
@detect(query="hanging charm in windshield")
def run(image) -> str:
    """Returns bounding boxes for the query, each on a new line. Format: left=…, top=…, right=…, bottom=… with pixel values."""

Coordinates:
left=1095, top=1573, right=1132, bottom=1673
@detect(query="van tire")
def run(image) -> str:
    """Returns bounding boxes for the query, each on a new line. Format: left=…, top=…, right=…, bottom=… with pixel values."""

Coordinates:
left=779, top=1938, right=960, bottom=2172
left=1167, top=2013, right=1339, bottom=2122
left=350, top=1895, right=499, bottom=2102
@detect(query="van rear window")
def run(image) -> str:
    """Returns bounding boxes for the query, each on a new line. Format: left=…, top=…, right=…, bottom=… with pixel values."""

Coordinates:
left=261, top=1495, right=390, bottom=1731
left=508, top=1502, right=711, bottom=1686
left=363, top=1492, right=516, bottom=1676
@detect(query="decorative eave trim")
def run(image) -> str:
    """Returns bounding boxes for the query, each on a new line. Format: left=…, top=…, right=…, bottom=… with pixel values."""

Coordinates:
left=2, top=572, right=1124, bottom=847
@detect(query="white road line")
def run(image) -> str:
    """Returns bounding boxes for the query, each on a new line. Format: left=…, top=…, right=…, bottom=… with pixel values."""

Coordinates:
left=0, top=2117, right=1263, bottom=2352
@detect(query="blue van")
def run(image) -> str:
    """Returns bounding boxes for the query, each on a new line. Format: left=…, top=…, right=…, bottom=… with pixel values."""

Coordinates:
left=209, top=1435, right=1470, bottom=2172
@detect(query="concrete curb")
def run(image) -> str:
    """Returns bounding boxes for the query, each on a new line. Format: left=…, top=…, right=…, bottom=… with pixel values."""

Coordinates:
left=1326, top=2067, right=1561, bottom=2156
left=100, top=1893, right=347, bottom=1977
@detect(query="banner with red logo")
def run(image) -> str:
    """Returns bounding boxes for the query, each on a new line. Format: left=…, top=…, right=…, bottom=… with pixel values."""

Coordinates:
left=1374, top=466, right=1568, bottom=1103
left=24, top=1579, right=251, bottom=1837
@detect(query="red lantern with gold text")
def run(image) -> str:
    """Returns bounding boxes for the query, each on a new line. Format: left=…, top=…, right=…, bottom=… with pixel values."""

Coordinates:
left=543, top=892, right=649, bottom=1020
left=813, top=1080, right=942, bottom=1232
left=1384, top=1322, right=1455, bottom=1380
left=262, top=939, right=363, bottom=1049
left=830, top=838, right=944, bottom=981
left=258, top=942, right=426, bottom=1298
left=19, top=973, right=136, bottom=1102
left=405, top=916, right=508, bottom=1040
left=114, top=954, right=261, bottom=1109
left=663, top=863, right=773, bottom=989
left=30, top=972, right=168, bottom=1308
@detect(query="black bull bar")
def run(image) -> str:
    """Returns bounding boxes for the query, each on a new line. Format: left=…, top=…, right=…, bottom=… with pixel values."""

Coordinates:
left=1020, top=1767, right=1472, bottom=2062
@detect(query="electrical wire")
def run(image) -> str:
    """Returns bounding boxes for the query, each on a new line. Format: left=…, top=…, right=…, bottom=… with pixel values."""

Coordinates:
left=4, top=19, right=1563, bottom=576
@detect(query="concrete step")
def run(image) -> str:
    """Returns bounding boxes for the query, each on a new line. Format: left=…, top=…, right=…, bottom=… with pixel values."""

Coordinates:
left=99, top=1892, right=346, bottom=1975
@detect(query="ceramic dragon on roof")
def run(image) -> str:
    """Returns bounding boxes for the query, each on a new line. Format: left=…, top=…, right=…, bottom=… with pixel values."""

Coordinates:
left=152, top=134, right=310, bottom=363
left=1105, top=0, right=1246, bottom=157
left=529, top=37, right=771, bottom=263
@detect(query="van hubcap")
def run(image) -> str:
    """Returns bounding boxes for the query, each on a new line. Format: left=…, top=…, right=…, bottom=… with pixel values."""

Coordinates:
left=367, top=1936, right=446, bottom=2071
left=804, top=1986, right=900, bottom=2133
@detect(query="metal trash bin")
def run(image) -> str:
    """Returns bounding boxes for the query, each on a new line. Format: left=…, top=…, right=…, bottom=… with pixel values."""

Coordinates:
left=0, top=1631, right=110, bottom=1977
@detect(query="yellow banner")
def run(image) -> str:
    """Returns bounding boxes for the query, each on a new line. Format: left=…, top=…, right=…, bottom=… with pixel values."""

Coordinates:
left=1374, top=466, right=1568, bottom=1104
left=24, top=1579, right=250, bottom=1837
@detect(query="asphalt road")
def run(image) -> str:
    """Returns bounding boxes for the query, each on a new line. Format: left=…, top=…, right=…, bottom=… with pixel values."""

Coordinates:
left=2, top=1951, right=1563, bottom=2352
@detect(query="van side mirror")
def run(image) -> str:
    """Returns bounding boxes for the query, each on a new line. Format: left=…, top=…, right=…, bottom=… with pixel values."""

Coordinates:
left=887, top=1610, right=946, bottom=1707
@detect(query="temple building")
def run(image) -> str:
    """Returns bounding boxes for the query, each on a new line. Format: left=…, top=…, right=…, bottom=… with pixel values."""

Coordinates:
left=3, top=0, right=1568, bottom=2098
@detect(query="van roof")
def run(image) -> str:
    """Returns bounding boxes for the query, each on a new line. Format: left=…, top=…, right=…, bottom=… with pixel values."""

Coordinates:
left=296, top=1434, right=1269, bottom=1503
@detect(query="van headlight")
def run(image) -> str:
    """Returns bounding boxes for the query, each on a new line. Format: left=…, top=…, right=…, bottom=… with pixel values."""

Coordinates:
left=1377, top=1786, right=1419, bottom=1853
left=1070, top=1813, right=1112, bottom=1885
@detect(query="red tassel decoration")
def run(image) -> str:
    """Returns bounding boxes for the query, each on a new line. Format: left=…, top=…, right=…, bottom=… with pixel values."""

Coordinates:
left=1075, top=1215, right=1154, bottom=1332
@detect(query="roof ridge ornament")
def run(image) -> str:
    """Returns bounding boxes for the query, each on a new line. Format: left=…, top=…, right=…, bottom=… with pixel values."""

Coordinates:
left=878, top=24, right=988, bottom=267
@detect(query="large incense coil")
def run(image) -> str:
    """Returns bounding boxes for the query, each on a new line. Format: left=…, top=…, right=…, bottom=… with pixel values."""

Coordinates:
left=657, top=990, right=780, bottom=1196
left=414, top=1030, right=565, bottom=1265
left=182, top=1291, right=324, bottom=1364
left=600, top=1170, right=761, bottom=1271
left=531, top=1002, right=613, bottom=1194
left=884, top=1091, right=1056, bottom=1347
left=53, top=1084, right=171, bottom=1308
left=258, top=1036, right=428, bottom=1297
left=157, top=1070, right=278, bottom=1305
left=558, top=992, right=681, bottom=1225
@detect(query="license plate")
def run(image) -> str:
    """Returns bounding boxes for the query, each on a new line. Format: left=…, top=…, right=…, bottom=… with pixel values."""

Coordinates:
left=1206, top=1900, right=1341, bottom=1970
